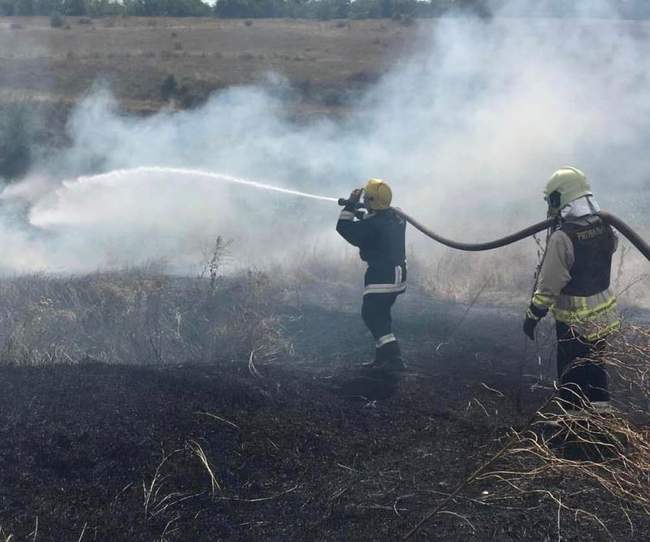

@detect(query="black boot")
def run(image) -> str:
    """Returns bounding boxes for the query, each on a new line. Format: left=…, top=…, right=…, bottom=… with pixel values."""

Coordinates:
left=361, top=345, right=388, bottom=369
left=383, top=340, right=407, bottom=371
left=361, top=340, right=407, bottom=371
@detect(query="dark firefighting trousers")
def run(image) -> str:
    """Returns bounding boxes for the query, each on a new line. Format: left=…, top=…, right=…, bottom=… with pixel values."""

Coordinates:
left=361, top=292, right=398, bottom=344
left=556, top=322, right=610, bottom=408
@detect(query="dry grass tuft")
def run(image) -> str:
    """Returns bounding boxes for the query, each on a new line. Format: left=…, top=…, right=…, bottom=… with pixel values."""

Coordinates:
left=482, top=329, right=650, bottom=532
left=407, top=325, right=650, bottom=539
left=0, top=264, right=291, bottom=368
left=187, top=439, right=222, bottom=496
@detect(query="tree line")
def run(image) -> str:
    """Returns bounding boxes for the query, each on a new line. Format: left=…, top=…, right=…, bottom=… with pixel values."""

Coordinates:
left=3, top=0, right=650, bottom=20
left=0, top=0, right=417, bottom=19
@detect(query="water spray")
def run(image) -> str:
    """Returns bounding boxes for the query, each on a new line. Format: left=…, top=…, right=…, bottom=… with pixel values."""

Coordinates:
left=29, top=166, right=338, bottom=228
left=33, top=167, right=650, bottom=264
left=76, top=166, right=339, bottom=202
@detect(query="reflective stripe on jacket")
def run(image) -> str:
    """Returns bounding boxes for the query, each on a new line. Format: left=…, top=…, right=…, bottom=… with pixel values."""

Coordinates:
left=532, top=289, right=619, bottom=341
left=363, top=263, right=407, bottom=296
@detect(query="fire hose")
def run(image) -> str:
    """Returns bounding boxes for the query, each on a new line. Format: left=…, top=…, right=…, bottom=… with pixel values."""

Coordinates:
left=338, top=198, right=650, bottom=260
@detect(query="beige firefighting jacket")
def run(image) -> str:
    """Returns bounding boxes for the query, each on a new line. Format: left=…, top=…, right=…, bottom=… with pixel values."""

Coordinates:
left=530, top=217, right=620, bottom=341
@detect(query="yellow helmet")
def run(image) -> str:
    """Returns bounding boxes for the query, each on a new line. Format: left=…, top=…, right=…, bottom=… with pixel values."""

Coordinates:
left=364, top=178, right=392, bottom=210
left=544, top=167, right=592, bottom=216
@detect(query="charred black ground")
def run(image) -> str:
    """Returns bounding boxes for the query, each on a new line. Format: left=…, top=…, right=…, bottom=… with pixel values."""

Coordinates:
left=0, top=288, right=649, bottom=541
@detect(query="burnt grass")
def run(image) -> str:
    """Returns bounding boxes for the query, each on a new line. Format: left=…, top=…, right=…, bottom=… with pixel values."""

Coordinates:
left=0, top=295, right=649, bottom=541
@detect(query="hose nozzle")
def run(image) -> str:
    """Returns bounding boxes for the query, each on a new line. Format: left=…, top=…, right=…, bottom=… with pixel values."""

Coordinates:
left=338, top=188, right=365, bottom=207
left=338, top=198, right=365, bottom=210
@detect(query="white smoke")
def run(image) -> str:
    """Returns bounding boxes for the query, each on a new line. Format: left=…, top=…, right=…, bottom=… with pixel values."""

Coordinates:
left=3, top=5, right=650, bottom=279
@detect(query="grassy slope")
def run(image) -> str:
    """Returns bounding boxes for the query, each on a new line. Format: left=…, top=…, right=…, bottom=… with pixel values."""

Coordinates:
left=0, top=17, right=414, bottom=114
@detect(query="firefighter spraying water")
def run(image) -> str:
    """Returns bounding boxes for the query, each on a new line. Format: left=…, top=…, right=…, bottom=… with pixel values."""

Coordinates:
left=336, top=179, right=407, bottom=371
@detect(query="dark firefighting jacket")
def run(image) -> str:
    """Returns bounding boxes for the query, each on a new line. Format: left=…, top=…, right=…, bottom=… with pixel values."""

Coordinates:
left=336, top=206, right=407, bottom=296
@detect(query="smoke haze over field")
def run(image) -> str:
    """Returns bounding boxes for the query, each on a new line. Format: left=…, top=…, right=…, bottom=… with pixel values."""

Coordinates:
left=2, top=4, right=650, bottom=289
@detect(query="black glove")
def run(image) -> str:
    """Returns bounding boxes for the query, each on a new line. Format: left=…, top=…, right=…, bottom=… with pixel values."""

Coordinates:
left=344, top=189, right=363, bottom=211
left=523, top=316, right=539, bottom=340
left=523, top=303, right=548, bottom=340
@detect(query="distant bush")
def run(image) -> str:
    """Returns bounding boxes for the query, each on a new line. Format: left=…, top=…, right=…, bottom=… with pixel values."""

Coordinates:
left=176, top=82, right=209, bottom=108
left=160, top=74, right=178, bottom=101
left=159, top=76, right=213, bottom=108
left=78, top=17, right=93, bottom=24
left=0, top=104, right=34, bottom=182
left=321, top=90, right=346, bottom=107
left=49, top=11, right=65, bottom=27
left=347, top=70, right=381, bottom=84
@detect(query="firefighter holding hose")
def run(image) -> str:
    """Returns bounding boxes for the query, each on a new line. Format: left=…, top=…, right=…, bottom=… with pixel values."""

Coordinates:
left=523, top=167, right=620, bottom=412
left=337, top=179, right=407, bottom=371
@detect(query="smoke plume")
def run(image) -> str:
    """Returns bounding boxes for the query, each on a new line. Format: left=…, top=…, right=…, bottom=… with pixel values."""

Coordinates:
left=2, top=3, right=650, bottom=294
